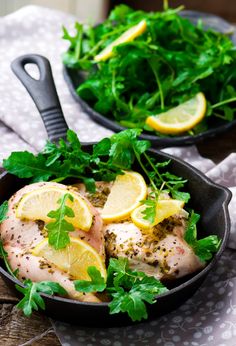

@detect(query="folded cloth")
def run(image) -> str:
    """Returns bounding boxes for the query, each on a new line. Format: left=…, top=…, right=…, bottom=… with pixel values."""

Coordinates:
left=0, top=121, right=33, bottom=163
left=0, top=6, right=235, bottom=346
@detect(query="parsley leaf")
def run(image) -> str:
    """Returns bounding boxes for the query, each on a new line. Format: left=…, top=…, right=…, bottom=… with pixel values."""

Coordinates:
left=141, top=199, right=156, bottom=224
left=184, top=211, right=221, bottom=262
left=16, top=279, right=67, bottom=316
left=74, top=258, right=168, bottom=322
left=46, top=193, right=75, bottom=250
left=74, top=266, right=106, bottom=292
left=107, top=258, right=168, bottom=322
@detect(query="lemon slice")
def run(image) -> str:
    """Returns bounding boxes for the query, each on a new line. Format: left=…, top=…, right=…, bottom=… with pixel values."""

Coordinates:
left=146, top=92, right=206, bottom=134
left=101, top=171, right=147, bottom=222
left=16, top=186, right=93, bottom=231
left=94, top=19, right=147, bottom=62
left=32, top=237, right=106, bottom=281
left=131, top=199, right=185, bottom=229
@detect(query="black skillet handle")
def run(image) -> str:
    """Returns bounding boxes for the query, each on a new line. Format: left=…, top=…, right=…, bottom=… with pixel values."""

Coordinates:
left=11, top=54, right=69, bottom=143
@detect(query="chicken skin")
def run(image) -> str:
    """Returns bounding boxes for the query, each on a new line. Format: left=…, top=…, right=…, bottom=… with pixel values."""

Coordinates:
left=0, top=182, right=104, bottom=302
left=104, top=219, right=204, bottom=280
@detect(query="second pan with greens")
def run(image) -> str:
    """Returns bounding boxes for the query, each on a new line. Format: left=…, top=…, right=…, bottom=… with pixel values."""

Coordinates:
left=62, top=3, right=236, bottom=141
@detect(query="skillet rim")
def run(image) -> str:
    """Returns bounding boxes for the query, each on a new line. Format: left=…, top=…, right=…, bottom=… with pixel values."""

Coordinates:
left=0, top=147, right=232, bottom=308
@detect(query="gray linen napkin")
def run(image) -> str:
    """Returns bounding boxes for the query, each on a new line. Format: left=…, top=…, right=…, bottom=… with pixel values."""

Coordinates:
left=0, top=6, right=236, bottom=346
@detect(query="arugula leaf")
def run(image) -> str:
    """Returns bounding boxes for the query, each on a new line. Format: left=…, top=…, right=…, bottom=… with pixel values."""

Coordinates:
left=74, top=266, right=106, bottom=292
left=0, top=240, right=18, bottom=278
left=16, top=279, right=67, bottom=316
left=2, top=152, right=65, bottom=182
left=0, top=201, right=8, bottom=223
left=184, top=211, right=221, bottom=262
left=46, top=193, right=75, bottom=250
left=0, top=202, right=17, bottom=277
left=63, top=4, right=236, bottom=134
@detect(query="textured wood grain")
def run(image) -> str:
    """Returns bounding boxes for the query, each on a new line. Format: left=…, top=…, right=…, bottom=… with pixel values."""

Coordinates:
left=0, top=276, right=60, bottom=346
left=0, top=303, right=61, bottom=346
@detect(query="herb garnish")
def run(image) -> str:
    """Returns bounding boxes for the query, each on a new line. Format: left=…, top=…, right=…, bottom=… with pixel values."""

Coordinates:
left=184, top=211, right=221, bottom=261
left=74, top=258, right=168, bottom=322
left=63, top=4, right=236, bottom=134
left=46, top=193, right=75, bottom=250
left=3, top=129, right=189, bottom=204
left=0, top=201, right=8, bottom=223
left=16, top=279, right=67, bottom=316
left=0, top=201, right=17, bottom=277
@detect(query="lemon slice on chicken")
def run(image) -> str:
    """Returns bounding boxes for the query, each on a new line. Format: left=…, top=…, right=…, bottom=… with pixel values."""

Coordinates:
left=32, top=237, right=106, bottom=281
left=101, top=171, right=147, bottom=222
left=131, top=199, right=185, bottom=229
left=146, top=92, right=206, bottom=134
left=16, top=186, right=93, bottom=231
left=94, top=19, right=147, bottom=62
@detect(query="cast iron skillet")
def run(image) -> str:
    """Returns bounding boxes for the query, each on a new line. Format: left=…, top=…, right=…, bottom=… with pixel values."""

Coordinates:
left=0, top=54, right=232, bottom=326
left=63, top=10, right=236, bottom=147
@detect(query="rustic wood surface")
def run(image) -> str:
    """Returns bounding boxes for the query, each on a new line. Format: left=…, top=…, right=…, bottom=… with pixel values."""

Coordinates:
left=0, top=126, right=235, bottom=345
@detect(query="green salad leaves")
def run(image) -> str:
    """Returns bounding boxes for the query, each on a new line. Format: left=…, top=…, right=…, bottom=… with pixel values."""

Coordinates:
left=62, top=4, right=236, bottom=134
left=74, top=258, right=168, bottom=322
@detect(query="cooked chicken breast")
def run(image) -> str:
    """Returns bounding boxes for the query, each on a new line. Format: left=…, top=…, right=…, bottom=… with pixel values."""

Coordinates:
left=104, top=219, right=204, bottom=280
left=0, top=182, right=104, bottom=302
left=5, top=245, right=100, bottom=302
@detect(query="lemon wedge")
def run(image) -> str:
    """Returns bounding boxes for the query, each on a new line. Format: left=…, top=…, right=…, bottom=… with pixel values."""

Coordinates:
left=146, top=92, right=206, bottom=134
left=32, top=237, right=106, bottom=281
left=131, top=199, right=185, bottom=229
left=101, top=171, right=147, bottom=222
left=94, top=19, right=147, bottom=62
left=16, top=186, right=93, bottom=232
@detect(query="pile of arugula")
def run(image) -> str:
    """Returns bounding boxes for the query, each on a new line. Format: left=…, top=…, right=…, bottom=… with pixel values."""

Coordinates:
left=62, top=3, right=236, bottom=135
left=0, top=129, right=220, bottom=321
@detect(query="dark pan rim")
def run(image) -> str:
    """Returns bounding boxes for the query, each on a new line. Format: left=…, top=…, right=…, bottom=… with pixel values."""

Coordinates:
left=0, top=148, right=232, bottom=307
left=63, top=10, right=236, bottom=147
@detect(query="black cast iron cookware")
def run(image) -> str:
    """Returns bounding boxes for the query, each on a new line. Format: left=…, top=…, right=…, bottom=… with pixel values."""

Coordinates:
left=0, top=54, right=232, bottom=326
left=63, top=10, right=236, bottom=148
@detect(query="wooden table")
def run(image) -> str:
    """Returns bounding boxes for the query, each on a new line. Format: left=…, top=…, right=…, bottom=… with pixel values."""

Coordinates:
left=0, top=126, right=235, bottom=345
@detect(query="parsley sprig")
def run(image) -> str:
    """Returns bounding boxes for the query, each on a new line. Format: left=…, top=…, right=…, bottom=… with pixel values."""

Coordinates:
left=16, top=280, right=67, bottom=316
left=74, top=258, right=168, bottom=322
left=184, top=211, right=221, bottom=262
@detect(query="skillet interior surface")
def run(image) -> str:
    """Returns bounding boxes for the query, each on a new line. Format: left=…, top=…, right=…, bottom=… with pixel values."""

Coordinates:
left=0, top=147, right=231, bottom=326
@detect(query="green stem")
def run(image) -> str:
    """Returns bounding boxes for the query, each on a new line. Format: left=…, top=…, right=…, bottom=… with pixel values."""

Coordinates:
left=133, top=149, right=158, bottom=193
left=148, top=59, right=165, bottom=110
left=75, top=25, right=83, bottom=60
left=211, top=97, right=236, bottom=109
left=0, top=243, right=18, bottom=279
left=144, top=153, right=172, bottom=191
left=163, top=0, right=169, bottom=11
